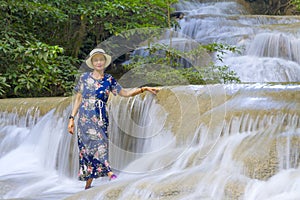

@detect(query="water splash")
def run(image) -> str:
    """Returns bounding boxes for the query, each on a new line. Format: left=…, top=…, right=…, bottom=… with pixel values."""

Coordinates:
left=0, top=84, right=300, bottom=199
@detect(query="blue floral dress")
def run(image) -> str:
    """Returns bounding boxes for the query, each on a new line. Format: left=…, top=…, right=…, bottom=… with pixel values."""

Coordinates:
left=74, top=72, right=122, bottom=181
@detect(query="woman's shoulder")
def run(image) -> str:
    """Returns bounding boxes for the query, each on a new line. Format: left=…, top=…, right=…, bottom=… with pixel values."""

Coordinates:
left=79, top=71, right=91, bottom=79
left=104, top=73, right=116, bottom=80
left=104, top=73, right=112, bottom=77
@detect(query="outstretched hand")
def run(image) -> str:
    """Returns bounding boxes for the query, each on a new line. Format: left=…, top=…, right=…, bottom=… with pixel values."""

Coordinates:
left=143, top=86, right=160, bottom=95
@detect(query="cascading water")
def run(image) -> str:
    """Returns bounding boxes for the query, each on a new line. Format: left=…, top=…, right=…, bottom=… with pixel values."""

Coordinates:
left=1, top=1, right=300, bottom=200
left=174, top=1, right=300, bottom=83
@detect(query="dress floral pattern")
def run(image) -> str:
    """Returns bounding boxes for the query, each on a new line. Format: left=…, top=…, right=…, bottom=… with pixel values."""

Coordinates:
left=75, top=72, right=122, bottom=181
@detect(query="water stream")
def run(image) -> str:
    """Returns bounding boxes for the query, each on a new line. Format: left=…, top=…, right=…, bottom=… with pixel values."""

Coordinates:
left=1, top=1, right=300, bottom=200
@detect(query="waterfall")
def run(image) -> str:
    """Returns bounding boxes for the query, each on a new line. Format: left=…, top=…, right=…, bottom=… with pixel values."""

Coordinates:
left=1, top=84, right=300, bottom=199
left=0, top=98, right=81, bottom=199
left=70, top=84, right=299, bottom=200
left=108, top=94, right=173, bottom=172
left=125, top=1, right=300, bottom=83
left=172, top=1, right=300, bottom=83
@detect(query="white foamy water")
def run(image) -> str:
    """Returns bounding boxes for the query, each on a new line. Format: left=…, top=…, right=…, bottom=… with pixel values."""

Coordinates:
left=174, top=0, right=300, bottom=83
left=0, top=84, right=300, bottom=200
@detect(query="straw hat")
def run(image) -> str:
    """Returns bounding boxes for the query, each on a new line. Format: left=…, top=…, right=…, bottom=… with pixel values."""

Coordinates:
left=85, top=48, right=112, bottom=69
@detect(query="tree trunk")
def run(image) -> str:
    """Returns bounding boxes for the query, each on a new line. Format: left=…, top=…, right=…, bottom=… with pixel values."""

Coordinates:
left=71, top=15, right=87, bottom=58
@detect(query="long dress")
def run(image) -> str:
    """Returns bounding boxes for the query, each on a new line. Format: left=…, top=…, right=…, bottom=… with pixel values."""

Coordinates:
left=74, top=72, right=122, bottom=181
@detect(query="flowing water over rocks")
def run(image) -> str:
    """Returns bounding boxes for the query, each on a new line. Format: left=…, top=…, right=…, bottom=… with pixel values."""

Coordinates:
left=0, top=84, right=300, bottom=199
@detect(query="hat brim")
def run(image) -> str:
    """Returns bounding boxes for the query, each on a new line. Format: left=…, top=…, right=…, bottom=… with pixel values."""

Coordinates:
left=85, top=53, right=112, bottom=69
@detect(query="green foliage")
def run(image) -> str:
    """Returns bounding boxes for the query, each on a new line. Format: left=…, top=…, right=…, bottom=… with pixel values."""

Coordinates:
left=292, top=0, right=300, bottom=10
left=202, top=43, right=241, bottom=62
left=201, top=43, right=241, bottom=83
left=0, top=0, right=240, bottom=97
left=2, top=39, right=79, bottom=97
left=43, top=0, right=178, bottom=56
left=0, top=0, right=179, bottom=98
left=122, top=43, right=241, bottom=86
left=0, top=0, right=68, bottom=44
left=0, top=0, right=80, bottom=98
left=0, top=76, right=10, bottom=96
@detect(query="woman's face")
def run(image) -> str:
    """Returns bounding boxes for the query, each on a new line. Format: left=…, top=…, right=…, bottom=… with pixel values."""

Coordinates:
left=92, top=54, right=106, bottom=71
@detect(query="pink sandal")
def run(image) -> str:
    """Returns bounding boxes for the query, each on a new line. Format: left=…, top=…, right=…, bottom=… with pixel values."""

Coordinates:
left=109, top=174, right=117, bottom=181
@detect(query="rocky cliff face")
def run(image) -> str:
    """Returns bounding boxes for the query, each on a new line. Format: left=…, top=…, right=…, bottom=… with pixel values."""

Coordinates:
left=238, top=0, right=299, bottom=15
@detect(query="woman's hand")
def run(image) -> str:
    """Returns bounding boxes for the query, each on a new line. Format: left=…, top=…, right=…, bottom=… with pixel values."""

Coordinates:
left=119, top=86, right=161, bottom=97
left=143, top=86, right=160, bottom=95
left=68, top=119, right=75, bottom=135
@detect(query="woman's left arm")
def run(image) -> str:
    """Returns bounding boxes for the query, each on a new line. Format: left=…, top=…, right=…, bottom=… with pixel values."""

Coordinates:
left=118, top=86, right=160, bottom=97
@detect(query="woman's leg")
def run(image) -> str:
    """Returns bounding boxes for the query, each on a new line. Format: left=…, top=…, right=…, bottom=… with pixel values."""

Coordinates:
left=85, top=178, right=93, bottom=189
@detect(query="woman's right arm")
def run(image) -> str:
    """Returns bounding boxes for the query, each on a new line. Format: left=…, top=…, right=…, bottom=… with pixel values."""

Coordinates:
left=68, top=92, right=82, bottom=135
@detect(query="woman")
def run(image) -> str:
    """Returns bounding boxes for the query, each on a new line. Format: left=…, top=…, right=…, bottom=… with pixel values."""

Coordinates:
left=68, top=48, right=159, bottom=190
